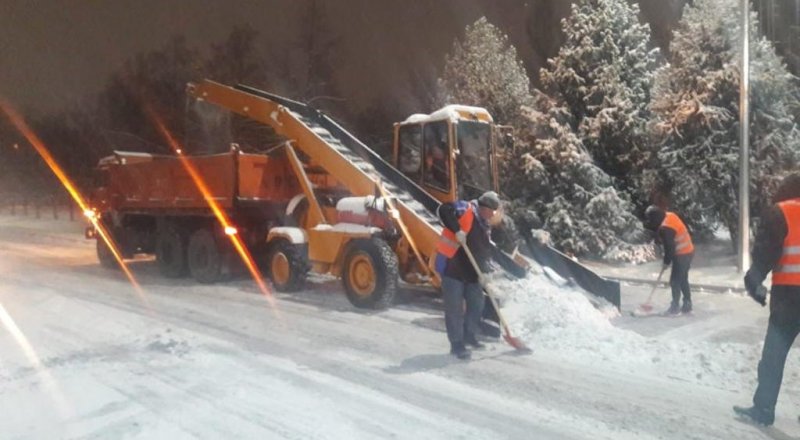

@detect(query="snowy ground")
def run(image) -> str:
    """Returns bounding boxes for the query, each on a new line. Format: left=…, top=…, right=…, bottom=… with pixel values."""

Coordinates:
left=1, top=213, right=799, bottom=439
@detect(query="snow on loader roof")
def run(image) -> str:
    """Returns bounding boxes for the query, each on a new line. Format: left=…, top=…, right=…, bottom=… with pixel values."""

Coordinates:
left=401, top=104, right=493, bottom=125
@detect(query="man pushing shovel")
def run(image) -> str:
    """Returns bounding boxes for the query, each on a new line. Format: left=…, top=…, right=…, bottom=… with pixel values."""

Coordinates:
left=644, top=205, right=695, bottom=315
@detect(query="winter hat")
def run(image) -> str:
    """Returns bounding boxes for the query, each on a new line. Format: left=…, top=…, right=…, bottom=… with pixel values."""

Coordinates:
left=478, top=191, right=501, bottom=210
left=644, top=205, right=666, bottom=230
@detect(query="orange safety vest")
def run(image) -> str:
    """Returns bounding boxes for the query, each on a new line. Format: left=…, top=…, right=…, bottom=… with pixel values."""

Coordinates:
left=436, top=202, right=475, bottom=258
left=662, top=212, right=694, bottom=255
left=773, top=199, right=800, bottom=286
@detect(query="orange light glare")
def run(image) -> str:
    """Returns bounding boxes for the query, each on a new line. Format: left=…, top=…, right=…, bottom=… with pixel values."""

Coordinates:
left=0, top=98, right=148, bottom=308
left=0, top=302, right=71, bottom=418
left=145, top=107, right=276, bottom=306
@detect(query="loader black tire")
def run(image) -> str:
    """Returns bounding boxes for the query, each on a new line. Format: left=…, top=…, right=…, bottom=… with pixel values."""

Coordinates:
left=96, top=237, right=119, bottom=270
left=342, top=238, right=398, bottom=309
left=156, top=224, right=188, bottom=278
left=266, top=239, right=308, bottom=292
left=187, top=228, right=223, bottom=284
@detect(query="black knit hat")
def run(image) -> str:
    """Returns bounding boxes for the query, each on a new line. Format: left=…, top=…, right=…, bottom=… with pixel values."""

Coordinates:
left=478, top=191, right=501, bottom=210
left=644, top=205, right=665, bottom=231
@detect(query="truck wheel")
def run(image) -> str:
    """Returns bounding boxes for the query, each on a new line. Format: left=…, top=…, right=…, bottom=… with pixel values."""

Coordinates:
left=342, top=238, right=398, bottom=309
left=156, top=225, right=187, bottom=278
left=266, top=239, right=308, bottom=292
left=187, top=228, right=223, bottom=283
left=96, top=237, right=119, bottom=270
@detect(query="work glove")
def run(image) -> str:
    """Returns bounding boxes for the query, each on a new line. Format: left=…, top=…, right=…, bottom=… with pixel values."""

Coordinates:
left=478, top=274, right=489, bottom=289
left=455, top=230, right=468, bottom=245
left=744, top=271, right=767, bottom=307
left=748, top=285, right=767, bottom=307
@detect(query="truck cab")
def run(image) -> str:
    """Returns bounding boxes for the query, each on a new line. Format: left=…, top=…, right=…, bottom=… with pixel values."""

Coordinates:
left=392, top=105, right=499, bottom=204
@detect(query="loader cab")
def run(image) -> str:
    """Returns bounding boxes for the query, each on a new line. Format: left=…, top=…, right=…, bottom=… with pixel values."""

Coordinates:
left=392, top=105, right=498, bottom=203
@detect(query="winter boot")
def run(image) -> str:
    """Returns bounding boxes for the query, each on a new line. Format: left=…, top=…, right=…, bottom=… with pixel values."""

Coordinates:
left=450, top=344, right=471, bottom=360
left=667, top=301, right=680, bottom=315
left=733, top=405, right=774, bottom=426
left=681, top=300, right=693, bottom=314
left=465, top=335, right=485, bottom=350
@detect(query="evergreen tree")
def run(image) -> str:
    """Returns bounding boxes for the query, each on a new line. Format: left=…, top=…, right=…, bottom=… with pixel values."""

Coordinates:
left=509, top=93, right=652, bottom=261
left=438, top=17, right=533, bottom=124
left=539, top=0, right=659, bottom=205
left=649, top=0, right=800, bottom=243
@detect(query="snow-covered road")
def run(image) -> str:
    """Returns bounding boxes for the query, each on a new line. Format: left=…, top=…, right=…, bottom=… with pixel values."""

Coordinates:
left=0, top=214, right=798, bottom=439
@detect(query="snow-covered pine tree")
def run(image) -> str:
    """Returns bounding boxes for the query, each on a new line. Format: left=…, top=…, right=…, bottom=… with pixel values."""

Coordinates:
left=649, top=0, right=800, bottom=242
left=440, top=13, right=652, bottom=262
left=540, top=0, right=659, bottom=207
left=510, top=92, right=653, bottom=262
left=438, top=17, right=533, bottom=125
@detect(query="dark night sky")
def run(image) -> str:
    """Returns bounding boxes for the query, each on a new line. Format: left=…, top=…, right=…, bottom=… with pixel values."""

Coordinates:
left=0, top=0, right=687, bottom=115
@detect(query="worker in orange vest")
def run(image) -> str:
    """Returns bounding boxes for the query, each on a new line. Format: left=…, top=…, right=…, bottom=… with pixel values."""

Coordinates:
left=645, top=205, right=695, bottom=314
left=435, top=191, right=500, bottom=360
left=734, top=173, right=800, bottom=426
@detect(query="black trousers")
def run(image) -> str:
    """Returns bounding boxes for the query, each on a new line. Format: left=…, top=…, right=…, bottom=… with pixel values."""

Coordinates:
left=753, top=288, right=800, bottom=412
left=670, top=253, right=693, bottom=304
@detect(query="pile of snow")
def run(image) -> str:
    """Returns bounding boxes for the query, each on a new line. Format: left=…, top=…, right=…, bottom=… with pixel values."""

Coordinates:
left=495, top=274, right=766, bottom=392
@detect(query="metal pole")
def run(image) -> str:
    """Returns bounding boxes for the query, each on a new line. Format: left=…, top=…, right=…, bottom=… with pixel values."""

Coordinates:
left=738, top=0, right=751, bottom=272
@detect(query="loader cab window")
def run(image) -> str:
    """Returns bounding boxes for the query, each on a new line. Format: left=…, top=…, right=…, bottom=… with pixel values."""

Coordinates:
left=423, top=121, right=451, bottom=191
left=456, top=121, right=492, bottom=200
left=397, top=124, right=422, bottom=182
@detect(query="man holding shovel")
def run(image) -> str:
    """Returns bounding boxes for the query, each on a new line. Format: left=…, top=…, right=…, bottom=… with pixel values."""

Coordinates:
left=645, top=205, right=695, bottom=314
left=435, top=191, right=500, bottom=360
left=734, top=173, right=800, bottom=426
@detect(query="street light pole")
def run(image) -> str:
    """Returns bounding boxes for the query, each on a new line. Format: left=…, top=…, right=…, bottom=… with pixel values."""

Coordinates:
left=738, top=0, right=751, bottom=273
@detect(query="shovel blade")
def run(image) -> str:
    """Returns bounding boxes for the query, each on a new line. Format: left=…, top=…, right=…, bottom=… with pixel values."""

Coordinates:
left=502, top=329, right=531, bottom=353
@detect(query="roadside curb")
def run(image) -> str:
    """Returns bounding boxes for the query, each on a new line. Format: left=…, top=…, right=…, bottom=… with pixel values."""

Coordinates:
left=605, top=275, right=744, bottom=293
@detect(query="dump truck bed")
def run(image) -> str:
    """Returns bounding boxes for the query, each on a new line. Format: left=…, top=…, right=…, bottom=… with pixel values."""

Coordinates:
left=97, top=151, right=300, bottom=213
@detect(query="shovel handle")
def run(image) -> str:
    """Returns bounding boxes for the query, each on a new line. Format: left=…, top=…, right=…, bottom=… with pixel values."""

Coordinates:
left=460, top=240, right=514, bottom=332
left=644, top=266, right=668, bottom=304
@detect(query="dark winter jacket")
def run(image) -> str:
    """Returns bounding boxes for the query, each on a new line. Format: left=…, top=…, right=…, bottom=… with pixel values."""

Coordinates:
left=746, top=173, right=800, bottom=296
left=437, top=201, right=492, bottom=283
left=658, top=227, right=681, bottom=266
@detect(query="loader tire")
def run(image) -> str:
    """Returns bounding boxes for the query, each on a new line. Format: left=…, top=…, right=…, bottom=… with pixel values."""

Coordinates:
left=342, top=238, right=398, bottom=309
left=266, top=239, right=308, bottom=292
left=96, top=237, right=119, bottom=270
left=187, top=228, right=223, bottom=284
left=156, top=225, right=188, bottom=278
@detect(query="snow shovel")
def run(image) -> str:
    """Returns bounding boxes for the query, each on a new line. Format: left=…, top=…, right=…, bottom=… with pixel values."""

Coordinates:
left=633, top=266, right=667, bottom=315
left=461, top=241, right=530, bottom=353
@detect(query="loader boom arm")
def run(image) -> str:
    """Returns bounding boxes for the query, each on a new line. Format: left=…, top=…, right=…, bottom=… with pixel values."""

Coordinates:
left=188, top=80, right=443, bottom=272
